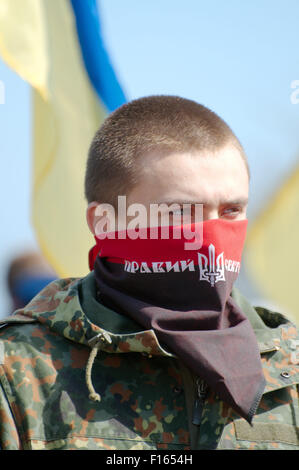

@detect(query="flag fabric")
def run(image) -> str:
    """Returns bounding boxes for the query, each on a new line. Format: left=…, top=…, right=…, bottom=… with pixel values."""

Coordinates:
left=70, top=0, right=126, bottom=113
left=0, top=0, right=126, bottom=278
left=0, top=0, right=48, bottom=98
left=245, top=163, right=299, bottom=325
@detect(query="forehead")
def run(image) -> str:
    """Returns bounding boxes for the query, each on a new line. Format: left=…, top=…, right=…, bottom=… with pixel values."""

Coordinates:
left=129, top=144, right=249, bottom=206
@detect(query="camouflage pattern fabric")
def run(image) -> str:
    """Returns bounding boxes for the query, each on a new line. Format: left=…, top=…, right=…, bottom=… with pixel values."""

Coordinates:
left=0, top=273, right=298, bottom=450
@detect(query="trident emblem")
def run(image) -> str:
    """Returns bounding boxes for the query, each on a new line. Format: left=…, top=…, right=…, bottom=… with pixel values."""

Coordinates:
left=198, top=244, right=225, bottom=286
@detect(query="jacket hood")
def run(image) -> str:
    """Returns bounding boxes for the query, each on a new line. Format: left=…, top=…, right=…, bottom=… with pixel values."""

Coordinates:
left=5, top=271, right=299, bottom=397
left=19, top=272, right=174, bottom=358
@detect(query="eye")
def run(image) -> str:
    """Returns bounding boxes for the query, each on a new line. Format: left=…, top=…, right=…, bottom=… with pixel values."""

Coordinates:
left=221, top=206, right=242, bottom=218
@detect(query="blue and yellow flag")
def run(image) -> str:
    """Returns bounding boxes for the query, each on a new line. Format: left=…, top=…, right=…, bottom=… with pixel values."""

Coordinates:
left=0, top=0, right=126, bottom=277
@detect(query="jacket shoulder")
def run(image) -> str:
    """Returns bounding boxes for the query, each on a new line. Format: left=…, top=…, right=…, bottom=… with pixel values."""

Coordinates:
left=0, top=313, right=37, bottom=341
left=254, top=305, right=297, bottom=329
left=0, top=276, right=81, bottom=331
left=0, top=313, right=36, bottom=328
left=232, top=286, right=297, bottom=329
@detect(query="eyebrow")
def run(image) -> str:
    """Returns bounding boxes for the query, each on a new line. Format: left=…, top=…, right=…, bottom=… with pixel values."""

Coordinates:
left=157, top=198, right=249, bottom=207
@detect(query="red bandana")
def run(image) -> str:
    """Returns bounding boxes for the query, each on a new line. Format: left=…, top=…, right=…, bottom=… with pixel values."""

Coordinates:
left=90, top=219, right=266, bottom=423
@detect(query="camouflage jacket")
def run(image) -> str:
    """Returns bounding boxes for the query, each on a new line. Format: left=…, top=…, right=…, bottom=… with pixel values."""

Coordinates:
left=0, top=272, right=298, bottom=450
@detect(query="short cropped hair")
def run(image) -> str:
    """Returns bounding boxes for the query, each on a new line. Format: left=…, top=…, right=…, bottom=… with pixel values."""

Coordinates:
left=85, top=95, right=248, bottom=206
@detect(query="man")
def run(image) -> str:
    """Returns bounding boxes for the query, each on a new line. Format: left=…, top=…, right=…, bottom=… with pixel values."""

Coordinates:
left=6, top=251, right=57, bottom=312
left=0, top=96, right=298, bottom=450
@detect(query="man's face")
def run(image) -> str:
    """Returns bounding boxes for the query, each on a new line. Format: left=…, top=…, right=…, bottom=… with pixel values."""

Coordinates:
left=87, top=143, right=249, bottom=234
left=126, top=143, right=249, bottom=223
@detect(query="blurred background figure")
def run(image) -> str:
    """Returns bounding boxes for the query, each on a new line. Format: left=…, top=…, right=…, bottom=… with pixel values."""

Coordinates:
left=6, top=251, right=57, bottom=313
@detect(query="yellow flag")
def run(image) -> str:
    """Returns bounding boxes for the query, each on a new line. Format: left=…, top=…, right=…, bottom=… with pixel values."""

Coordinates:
left=0, top=0, right=48, bottom=98
left=245, top=164, right=299, bottom=325
left=0, top=0, right=106, bottom=277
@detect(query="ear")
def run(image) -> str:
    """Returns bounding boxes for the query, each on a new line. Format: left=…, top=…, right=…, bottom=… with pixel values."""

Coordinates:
left=86, top=202, right=99, bottom=235
left=86, top=202, right=116, bottom=237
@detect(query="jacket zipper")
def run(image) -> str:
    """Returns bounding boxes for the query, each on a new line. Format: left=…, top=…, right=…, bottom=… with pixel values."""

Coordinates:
left=192, top=377, right=208, bottom=426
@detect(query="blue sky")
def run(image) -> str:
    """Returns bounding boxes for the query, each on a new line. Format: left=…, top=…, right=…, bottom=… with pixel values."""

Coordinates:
left=0, top=0, right=298, bottom=315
